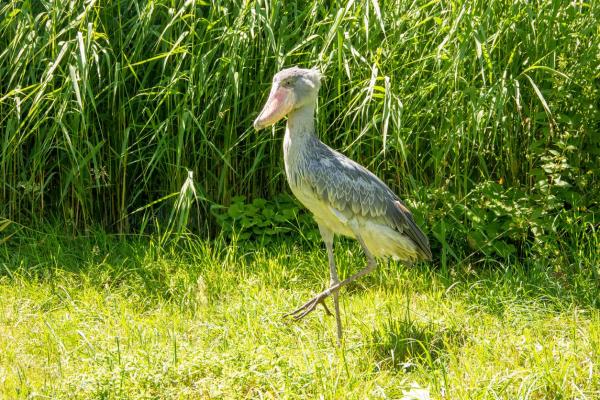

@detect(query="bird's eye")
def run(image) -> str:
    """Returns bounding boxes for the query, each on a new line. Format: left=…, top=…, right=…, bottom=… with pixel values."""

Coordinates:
left=281, top=79, right=292, bottom=87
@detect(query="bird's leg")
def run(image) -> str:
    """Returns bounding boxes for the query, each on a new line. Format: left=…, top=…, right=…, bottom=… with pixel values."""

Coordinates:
left=285, top=233, right=377, bottom=322
left=319, top=225, right=343, bottom=343
left=327, top=241, right=343, bottom=343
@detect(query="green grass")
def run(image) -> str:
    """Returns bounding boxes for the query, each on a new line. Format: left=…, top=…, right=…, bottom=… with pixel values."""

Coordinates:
left=1, top=229, right=598, bottom=399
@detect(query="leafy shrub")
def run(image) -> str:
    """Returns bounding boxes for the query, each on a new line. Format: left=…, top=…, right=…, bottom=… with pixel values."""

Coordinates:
left=211, top=194, right=317, bottom=245
left=427, top=179, right=596, bottom=264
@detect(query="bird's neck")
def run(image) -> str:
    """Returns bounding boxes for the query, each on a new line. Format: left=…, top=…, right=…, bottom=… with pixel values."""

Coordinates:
left=283, top=103, right=317, bottom=181
left=285, top=104, right=316, bottom=138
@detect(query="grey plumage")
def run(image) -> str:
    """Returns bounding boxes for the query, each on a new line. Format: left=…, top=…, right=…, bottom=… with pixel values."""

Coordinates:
left=253, top=67, right=432, bottom=343
left=293, top=134, right=431, bottom=260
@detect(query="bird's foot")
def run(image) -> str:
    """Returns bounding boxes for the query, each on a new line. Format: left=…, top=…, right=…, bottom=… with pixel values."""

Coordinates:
left=284, top=288, right=334, bottom=321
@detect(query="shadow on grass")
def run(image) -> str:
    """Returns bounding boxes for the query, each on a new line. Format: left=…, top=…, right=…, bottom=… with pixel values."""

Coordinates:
left=2, top=227, right=598, bottom=316
left=369, top=317, right=464, bottom=372
left=0, top=228, right=206, bottom=309
left=368, top=257, right=600, bottom=314
left=447, top=260, right=600, bottom=315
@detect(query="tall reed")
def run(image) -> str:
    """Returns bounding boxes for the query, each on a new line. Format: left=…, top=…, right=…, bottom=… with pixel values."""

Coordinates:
left=1, top=0, right=598, bottom=234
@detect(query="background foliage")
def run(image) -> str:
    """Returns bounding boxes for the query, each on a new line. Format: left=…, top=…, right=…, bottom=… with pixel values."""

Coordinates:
left=1, top=0, right=598, bottom=262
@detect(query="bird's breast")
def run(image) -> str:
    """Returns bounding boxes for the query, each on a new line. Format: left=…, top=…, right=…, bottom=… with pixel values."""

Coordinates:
left=293, top=183, right=354, bottom=237
left=285, top=164, right=354, bottom=237
left=283, top=130, right=353, bottom=236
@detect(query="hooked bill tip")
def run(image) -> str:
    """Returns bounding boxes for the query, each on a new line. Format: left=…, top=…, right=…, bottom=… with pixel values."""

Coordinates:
left=253, top=117, right=267, bottom=131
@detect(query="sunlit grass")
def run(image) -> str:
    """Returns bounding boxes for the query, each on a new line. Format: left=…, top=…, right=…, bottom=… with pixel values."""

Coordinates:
left=0, top=229, right=598, bottom=399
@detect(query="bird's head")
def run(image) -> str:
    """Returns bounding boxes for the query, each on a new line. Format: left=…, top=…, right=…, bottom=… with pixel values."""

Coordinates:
left=253, top=67, right=322, bottom=131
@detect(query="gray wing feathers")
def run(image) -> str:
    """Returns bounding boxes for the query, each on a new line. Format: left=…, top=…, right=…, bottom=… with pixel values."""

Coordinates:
left=305, top=143, right=432, bottom=260
left=307, top=156, right=387, bottom=218
left=389, top=200, right=432, bottom=260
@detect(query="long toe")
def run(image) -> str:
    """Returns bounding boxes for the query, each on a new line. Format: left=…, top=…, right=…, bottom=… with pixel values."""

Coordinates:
left=283, top=291, right=332, bottom=321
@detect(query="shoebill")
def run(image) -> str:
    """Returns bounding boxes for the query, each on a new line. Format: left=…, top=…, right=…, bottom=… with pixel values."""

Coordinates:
left=253, top=67, right=432, bottom=343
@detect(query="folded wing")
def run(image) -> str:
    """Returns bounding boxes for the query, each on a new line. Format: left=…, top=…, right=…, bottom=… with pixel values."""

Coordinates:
left=303, top=144, right=432, bottom=260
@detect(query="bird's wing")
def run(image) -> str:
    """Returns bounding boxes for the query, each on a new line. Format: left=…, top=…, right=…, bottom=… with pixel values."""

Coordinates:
left=304, top=145, right=432, bottom=260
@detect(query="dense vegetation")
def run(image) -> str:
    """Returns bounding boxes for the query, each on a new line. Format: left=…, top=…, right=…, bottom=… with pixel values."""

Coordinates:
left=1, top=0, right=598, bottom=258
left=0, top=0, right=598, bottom=398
